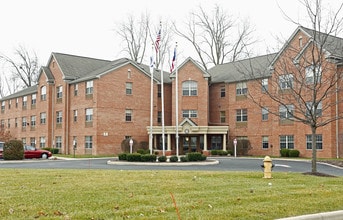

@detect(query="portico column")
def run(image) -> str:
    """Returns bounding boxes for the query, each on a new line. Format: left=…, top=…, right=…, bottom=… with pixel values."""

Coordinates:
left=223, top=134, right=227, bottom=151
left=167, top=134, right=171, bottom=151
left=203, top=134, right=207, bottom=151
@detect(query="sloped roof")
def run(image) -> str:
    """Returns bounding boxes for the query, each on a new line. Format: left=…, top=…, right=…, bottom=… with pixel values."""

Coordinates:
left=170, top=57, right=211, bottom=79
left=52, top=52, right=111, bottom=80
left=208, top=53, right=277, bottom=83
left=0, top=85, right=38, bottom=101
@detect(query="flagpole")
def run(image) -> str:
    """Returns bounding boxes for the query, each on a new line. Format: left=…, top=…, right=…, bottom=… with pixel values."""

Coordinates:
left=174, top=42, right=179, bottom=159
left=149, top=43, right=154, bottom=155
left=161, top=60, right=165, bottom=156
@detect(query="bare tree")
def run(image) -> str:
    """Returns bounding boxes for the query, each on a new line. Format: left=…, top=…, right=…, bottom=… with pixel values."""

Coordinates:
left=244, top=0, right=343, bottom=173
left=116, top=13, right=150, bottom=64
left=174, top=4, right=256, bottom=70
left=0, top=45, right=39, bottom=91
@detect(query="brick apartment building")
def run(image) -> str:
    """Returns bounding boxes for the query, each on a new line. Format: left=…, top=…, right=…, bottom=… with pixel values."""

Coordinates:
left=1, top=26, right=343, bottom=158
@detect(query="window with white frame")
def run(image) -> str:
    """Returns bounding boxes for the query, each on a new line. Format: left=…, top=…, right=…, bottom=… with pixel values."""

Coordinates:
left=306, top=134, right=323, bottom=150
left=40, top=136, right=46, bottom=148
left=15, top=118, right=18, bottom=127
left=126, top=82, right=132, bottom=95
left=182, top=81, right=198, bottom=96
left=220, top=86, right=225, bottom=97
left=41, top=86, right=46, bottom=101
left=279, top=135, right=294, bottom=149
left=85, top=108, right=93, bottom=122
left=220, top=111, right=226, bottom=123
left=262, top=107, right=268, bottom=121
left=125, top=109, right=132, bottom=122
left=182, top=110, right=198, bottom=118
left=30, top=137, right=36, bottom=147
left=8, top=99, right=11, bottom=109
left=22, top=96, right=27, bottom=107
left=73, top=110, right=78, bottom=122
left=55, top=136, right=62, bottom=148
left=74, top=84, right=78, bottom=96
left=86, top=80, right=93, bottom=95
left=7, top=119, right=10, bottom=128
left=305, top=65, right=322, bottom=84
left=22, top=117, right=27, bottom=128
left=57, top=86, right=63, bottom=99
left=262, top=136, right=269, bottom=149
left=306, top=101, right=322, bottom=117
left=236, top=82, right=247, bottom=96
left=236, top=109, right=248, bottom=122
left=85, top=136, right=93, bottom=148
left=31, top=94, right=36, bottom=105
left=30, top=115, right=36, bottom=127
left=40, top=112, right=46, bottom=124
left=56, top=111, right=62, bottom=124
left=279, top=74, right=293, bottom=89
left=1, top=101, right=4, bottom=111
left=279, top=105, right=294, bottom=120
left=16, top=98, right=19, bottom=108
left=262, top=78, right=268, bottom=92
left=22, top=138, right=26, bottom=146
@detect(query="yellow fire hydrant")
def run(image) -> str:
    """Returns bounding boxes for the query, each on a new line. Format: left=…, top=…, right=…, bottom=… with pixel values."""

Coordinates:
left=261, top=156, right=274, bottom=178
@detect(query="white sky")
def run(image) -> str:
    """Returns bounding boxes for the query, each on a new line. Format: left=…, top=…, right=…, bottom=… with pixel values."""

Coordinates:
left=0, top=0, right=341, bottom=66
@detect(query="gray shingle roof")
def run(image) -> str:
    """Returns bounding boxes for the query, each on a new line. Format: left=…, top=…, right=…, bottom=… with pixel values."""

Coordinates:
left=208, top=53, right=277, bottom=83
left=0, top=85, right=37, bottom=101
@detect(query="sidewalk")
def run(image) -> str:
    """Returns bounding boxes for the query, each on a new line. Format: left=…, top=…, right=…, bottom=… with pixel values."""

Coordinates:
left=276, top=210, right=343, bottom=220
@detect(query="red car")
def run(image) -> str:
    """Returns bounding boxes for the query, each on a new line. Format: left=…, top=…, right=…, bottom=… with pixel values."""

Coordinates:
left=0, top=142, right=4, bottom=159
left=24, top=145, right=52, bottom=159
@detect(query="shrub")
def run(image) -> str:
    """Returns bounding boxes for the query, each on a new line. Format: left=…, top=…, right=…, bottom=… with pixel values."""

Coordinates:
left=169, top=155, right=178, bottom=162
left=227, top=150, right=233, bottom=156
left=3, top=140, right=24, bottom=160
left=187, top=152, right=203, bottom=161
left=141, top=154, right=157, bottom=162
left=200, top=154, right=207, bottom=161
left=126, top=153, right=141, bottom=162
left=118, top=153, right=127, bottom=161
left=211, top=150, right=218, bottom=155
left=289, top=149, right=300, bottom=157
left=137, top=149, right=150, bottom=155
left=218, top=150, right=228, bottom=156
left=158, top=156, right=167, bottom=162
left=43, top=148, right=59, bottom=154
left=280, top=148, right=290, bottom=157
left=180, top=156, right=188, bottom=162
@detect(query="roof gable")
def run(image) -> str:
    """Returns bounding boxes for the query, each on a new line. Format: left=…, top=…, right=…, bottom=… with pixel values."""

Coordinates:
left=170, top=57, right=210, bottom=79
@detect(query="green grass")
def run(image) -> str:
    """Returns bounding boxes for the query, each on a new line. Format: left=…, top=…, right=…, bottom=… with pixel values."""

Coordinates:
left=0, top=170, right=342, bottom=219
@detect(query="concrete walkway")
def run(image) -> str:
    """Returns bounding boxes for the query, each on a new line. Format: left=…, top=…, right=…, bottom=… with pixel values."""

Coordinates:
left=276, top=210, right=343, bottom=220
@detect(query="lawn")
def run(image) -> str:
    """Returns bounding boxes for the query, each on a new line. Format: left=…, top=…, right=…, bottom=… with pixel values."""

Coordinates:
left=0, top=169, right=342, bottom=219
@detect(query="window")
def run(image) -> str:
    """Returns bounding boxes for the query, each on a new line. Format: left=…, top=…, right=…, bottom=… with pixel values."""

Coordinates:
left=211, top=136, right=222, bottom=150
left=85, top=136, right=93, bottom=149
left=30, top=137, right=36, bottom=148
left=305, top=65, right=321, bottom=84
left=41, top=86, right=46, bottom=101
left=279, top=74, right=293, bottom=89
left=157, top=85, right=161, bottom=98
left=31, top=94, right=36, bottom=106
left=55, top=136, right=62, bottom=148
left=22, top=117, right=27, bottom=128
left=85, top=108, right=93, bottom=122
left=182, top=81, right=198, bottom=96
left=157, top=111, right=162, bottom=123
left=220, top=111, right=226, bottom=123
left=182, top=110, right=198, bottom=118
left=30, top=116, right=36, bottom=127
left=40, top=112, right=46, bottom=124
left=125, top=109, right=132, bottom=122
left=1, top=101, right=5, bottom=111
left=262, top=78, right=268, bottom=92
left=15, top=118, right=18, bottom=127
left=16, top=98, right=19, bottom=108
left=0, top=120, right=4, bottom=129
left=57, top=86, right=63, bottom=99
left=7, top=119, right=10, bottom=128
left=22, top=96, right=27, bottom=107
left=74, top=84, right=78, bottom=96
left=86, top=80, right=93, bottom=95
left=126, top=82, right=132, bottom=95
left=262, top=107, right=268, bottom=121
left=73, top=110, right=78, bottom=122
left=220, top=86, right=225, bottom=97
left=56, top=111, right=62, bottom=124
left=279, top=135, right=294, bottom=149
left=236, top=109, right=248, bottom=122
left=306, top=101, right=322, bottom=117
left=8, top=100, right=11, bottom=109
left=22, top=138, right=26, bottom=146
left=262, top=136, right=269, bottom=149
left=306, top=134, right=323, bottom=150
left=279, top=105, right=294, bottom=120
left=236, top=82, right=247, bottom=96
left=40, top=136, right=46, bottom=148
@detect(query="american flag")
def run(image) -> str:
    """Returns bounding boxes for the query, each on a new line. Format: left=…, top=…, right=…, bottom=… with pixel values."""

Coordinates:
left=155, top=29, right=161, bottom=53
left=170, top=47, right=176, bottom=73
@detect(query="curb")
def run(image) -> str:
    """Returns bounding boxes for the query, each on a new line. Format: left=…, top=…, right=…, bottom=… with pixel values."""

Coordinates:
left=276, top=210, right=343, bottom=220
left=107, top=159, right=219, bottom=166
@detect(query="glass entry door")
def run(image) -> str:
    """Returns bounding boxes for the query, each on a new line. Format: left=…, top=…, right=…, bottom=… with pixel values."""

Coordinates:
left=182, top=136, right=198, bottom=154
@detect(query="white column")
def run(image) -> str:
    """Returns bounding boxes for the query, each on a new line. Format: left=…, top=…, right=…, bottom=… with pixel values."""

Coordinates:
left=223, top=134, right=227, bottom=151
left=167, top=134, right=171, bottom=151
left=203, top=134, right=207, bottom=151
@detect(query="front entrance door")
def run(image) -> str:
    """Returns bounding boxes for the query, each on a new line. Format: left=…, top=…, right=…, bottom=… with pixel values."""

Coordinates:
left=181, top=136, right=198, bottom=154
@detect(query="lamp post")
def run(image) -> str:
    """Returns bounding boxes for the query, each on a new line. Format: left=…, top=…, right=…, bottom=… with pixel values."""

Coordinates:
left=233, top=138, right=237, bottom=158
left=129, top=138, right=133, bottom=154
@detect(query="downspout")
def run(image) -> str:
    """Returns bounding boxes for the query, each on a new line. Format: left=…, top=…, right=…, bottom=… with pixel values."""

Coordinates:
left=335, top=67, right=339, bottom=158
left=65, top=82, right=69, bottom=155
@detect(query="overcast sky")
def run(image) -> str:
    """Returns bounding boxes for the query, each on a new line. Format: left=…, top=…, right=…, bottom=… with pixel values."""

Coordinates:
left=0, top=0, right=341, bottom=66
